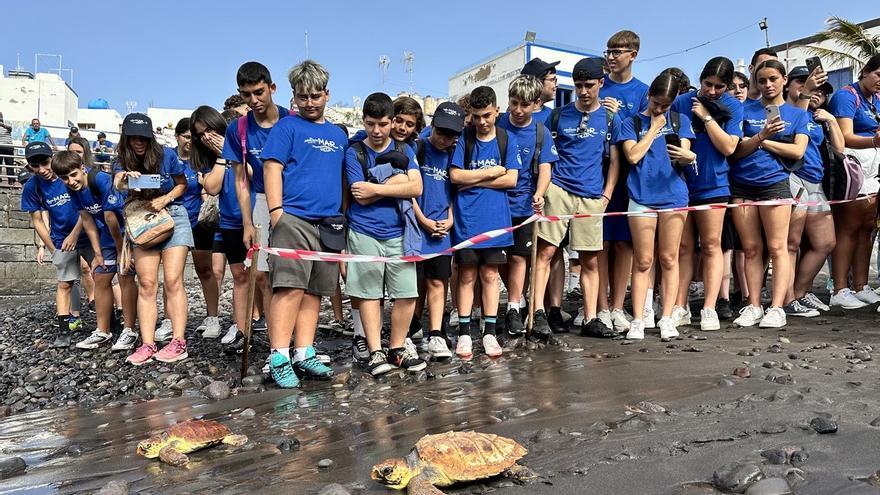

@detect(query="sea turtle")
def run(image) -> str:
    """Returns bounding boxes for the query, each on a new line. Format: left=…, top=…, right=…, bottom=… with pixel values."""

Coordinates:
left=371, top=431, right=534, bottom=494
left=136, top=419, right=248, bottom=466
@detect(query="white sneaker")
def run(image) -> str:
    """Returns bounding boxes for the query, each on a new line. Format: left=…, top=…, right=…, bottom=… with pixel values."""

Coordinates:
left=802, top=293, right=830, bottom=312
left=855, top=285, right=880, bottom=304
left=610, top=308, right=631, bottom=332
left=455, top=335, right=473, bottom=359
left=659, top=317, right=679, bottom=341
left=426, top=336, right=452, bottom=360
left=597, top=309, right=613, bottom=330
left=404, top=337, right=418, bottom=356
left=448, top=309, right=459, bottom=327
left=759, top=306, right=787, bottom=328
left=626, top=319, right=645, bottom=340
left=220, top=323, right=240, bottom=344
left=154, top=319, right=173, bottom=343
left=700, top=308, right=721, bottom=331
left=643, top=306, right=656, bottom=329
left=200, top=317, right=222, bottom=339
left=482, top=334, right=503, bottom=357
left=671, top=305, right=691, bottom=326
left=111, top=327, right=139, bottom=351
left=830, top=288, right=868, bottom=309
left=734, top=305, right=764, bottom=327
left=574, top=307, right=585, bottom=327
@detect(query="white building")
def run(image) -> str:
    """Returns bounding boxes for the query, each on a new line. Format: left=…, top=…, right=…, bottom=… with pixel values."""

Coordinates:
left=769, top=17, right=880, bottom=90
left=449, top=37, right=601, bottom=109
left=77, top=108, right=123, bottom=141
left=0, top=65, right=78, bottom=142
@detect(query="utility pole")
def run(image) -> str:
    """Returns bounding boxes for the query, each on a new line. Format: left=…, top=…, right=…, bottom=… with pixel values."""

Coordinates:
left=379, top=55, right=389, bottom=89
left=759, top=18, right=770, bottom=48
left=305, top=31, right=309, bottom=59
left=403, top=51, right=415, bottom=94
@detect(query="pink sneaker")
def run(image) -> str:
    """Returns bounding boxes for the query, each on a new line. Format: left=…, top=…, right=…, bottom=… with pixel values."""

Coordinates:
left=482, top=334, right=503, bottom=358
left=126, top=343, right=157, bottom=366
left=154, top=338, right=188, bottom=363
left=455, top=335, right=473, bottom=360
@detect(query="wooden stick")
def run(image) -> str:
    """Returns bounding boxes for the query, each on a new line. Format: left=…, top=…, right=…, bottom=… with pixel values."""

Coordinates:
left=526, top=218, right=539, bottom=338
left=240, top=228, right=261, bottom=380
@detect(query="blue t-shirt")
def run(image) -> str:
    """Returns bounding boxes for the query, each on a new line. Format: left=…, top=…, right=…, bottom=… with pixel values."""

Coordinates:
left=797, top=115, right=826, bottom=184
left=450, top=131, right=521, bottom=248
left=345, top=141, right=419, bottom=240
left=416, top=139, right=454, bottom=254
left=671, top=91, right=743, bottom=200
left=24, top=127, right=51, bottom=144
left=733, top=100, right=808, bottom=187
left=20, top=176, right=88, bottom=249
left=156, top=147, right=187, bottom=205
left=218, top=167, right=244, bottom=230
left=617, top=111, right=696, bottom=209
left=179, top=160, right=203, bottom=227
left=261, top=114, right=347, bottom=221
left=600, top=75, right=649, bottom=120
left=550, top=103, right=621, bottom=198
left=498, top=115, right=558, bottom=217
left=533, top=105, right=553, bottom=125
left=828, top=83, right=880, bottom=137
left=69, top=170, right=116, bottom=249
left=222, top=105, right=290, bottom=194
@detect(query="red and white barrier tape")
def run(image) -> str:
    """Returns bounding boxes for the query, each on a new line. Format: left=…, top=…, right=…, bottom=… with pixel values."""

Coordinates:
left=246, top=193, right=877, bottom=264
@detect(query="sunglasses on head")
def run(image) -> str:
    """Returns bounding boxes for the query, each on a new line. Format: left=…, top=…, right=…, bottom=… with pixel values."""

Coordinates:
left=577, top=112, right=590, bottom=136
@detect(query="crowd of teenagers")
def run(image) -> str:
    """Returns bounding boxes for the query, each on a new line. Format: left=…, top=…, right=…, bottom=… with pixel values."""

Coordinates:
left=20, top=29, right=880, bottom=389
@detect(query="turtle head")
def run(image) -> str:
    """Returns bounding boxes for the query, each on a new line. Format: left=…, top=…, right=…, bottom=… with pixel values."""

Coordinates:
left=371, top=458, right=415, bottom=489
left=136, top=434, right=164, bottom=458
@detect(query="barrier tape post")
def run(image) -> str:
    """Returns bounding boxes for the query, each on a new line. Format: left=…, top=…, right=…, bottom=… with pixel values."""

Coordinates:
left=240, top=228, right=261, bottom=380
left=527, top=215, right=540, bottom=337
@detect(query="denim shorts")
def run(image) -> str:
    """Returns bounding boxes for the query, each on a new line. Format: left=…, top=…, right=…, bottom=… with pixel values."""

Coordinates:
left=153, top=204, right=194, bottom=251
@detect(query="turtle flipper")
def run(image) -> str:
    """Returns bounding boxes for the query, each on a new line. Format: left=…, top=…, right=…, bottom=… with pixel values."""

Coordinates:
left=222, top=434, right=248, bottom=447
left=407, top=475, right=444, bottom=495
left=159, top=446, right=190, bottom=467
left=504, top=463, right=539, bottom=484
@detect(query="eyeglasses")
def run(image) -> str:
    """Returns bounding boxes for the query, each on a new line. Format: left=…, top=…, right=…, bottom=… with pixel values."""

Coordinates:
left=294, top=91, right=327, bottom=103
left=543, top=75, right=558, bottom=83
left=604, top=49, right=635, bottom=59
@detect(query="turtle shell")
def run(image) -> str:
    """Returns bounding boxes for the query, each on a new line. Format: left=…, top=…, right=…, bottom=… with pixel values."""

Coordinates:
left=414, top=431, right=526, bottom=483
left=164, top=420, right=231, bottom=450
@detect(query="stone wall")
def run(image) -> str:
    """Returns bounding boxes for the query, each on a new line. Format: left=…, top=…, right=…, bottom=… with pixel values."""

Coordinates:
left=0, top=188, right=57, bottom=294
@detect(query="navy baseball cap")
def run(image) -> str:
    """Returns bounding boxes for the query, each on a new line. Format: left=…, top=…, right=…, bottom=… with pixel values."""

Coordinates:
left=521, top=58, right=560, bottom=78
left=573, top=57, right=605, bottom=81
left=432, top=102, right=466, bottom=133
left=25, top=142, right=53, bottom=163
left=787, top=66, right=834, bottom=95
left=122, top=113, right=154, bottom=138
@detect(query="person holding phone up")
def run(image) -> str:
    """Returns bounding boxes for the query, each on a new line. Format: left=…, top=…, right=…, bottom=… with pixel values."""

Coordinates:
left=729, top=60, right=809, bottom=330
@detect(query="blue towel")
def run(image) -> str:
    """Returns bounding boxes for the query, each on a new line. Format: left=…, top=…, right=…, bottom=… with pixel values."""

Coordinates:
left=367, top=164, right=423, bottom=256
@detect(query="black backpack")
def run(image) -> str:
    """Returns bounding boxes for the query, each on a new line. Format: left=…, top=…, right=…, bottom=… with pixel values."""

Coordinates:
left=550, top=105, right=616, bottom=174
left=416, top=139, right=453, bottom=170
left=462, top=125, right=509, bottom=170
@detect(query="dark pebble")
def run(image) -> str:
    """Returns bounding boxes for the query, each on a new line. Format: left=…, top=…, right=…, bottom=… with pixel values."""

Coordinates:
left=97, top=480, right=129, bottom=495
left=25, top=369, right=46, bottom=383
left=400, top=404, right=419, bottom=416
left=241, top=375, right=264, bottom=386
left=712, top=462, right=764, bottom=493
left=733, top=367, right=751, bottom=378
left=278, top=437, right=301, bottom=452
left=202, top=381, right=230, bottom=401
left=317, top=458, right=334, bottom=469
left=760, top=449, right=788, bottom=464
left=66, top=444, right=84, bottom=457
left=810, top=417, right=838, bottom=434
left=870, top=417, right=880, bottom=427
left=744, top=477, right=791, bottom=495
left=789, top=450, right=808, bottom=466
left=0, top=456, right=27, bottom=480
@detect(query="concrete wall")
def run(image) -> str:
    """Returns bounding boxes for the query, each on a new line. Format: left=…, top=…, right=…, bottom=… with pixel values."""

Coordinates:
left=0, top=188, right=57, bottom=294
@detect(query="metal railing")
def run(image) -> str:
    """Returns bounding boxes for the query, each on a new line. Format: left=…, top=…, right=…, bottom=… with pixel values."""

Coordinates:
left=0, top=145, right=117, bottom=188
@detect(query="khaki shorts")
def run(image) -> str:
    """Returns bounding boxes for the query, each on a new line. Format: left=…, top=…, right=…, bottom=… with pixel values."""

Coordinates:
left=268, top=213, right=338, bottom=297
left=538, top=182, right=603, bottom=252
left=345, top=230, right=418, bottom=299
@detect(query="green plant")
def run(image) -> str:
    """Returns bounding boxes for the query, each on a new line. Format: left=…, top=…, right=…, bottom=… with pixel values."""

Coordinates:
left=805, top=17, right=879, bottom=72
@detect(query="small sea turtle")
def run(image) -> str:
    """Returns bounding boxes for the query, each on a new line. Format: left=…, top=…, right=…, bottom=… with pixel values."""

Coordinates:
left=371, top=431, right=533, bottom=494
left=136, top=419, right=248, bottom=466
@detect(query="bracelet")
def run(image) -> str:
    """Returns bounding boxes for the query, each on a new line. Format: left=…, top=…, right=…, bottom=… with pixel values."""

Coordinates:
left=601, top=194, right=611, bottom=201
left=215, top=159, right=228, bottom=167
left=269, top=206, right=283, bottom=214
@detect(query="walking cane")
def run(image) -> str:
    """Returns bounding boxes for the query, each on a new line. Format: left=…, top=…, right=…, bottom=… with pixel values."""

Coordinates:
left=240, top=228, right=261, bottom=380
left=527, top=215, right=539, bottom=338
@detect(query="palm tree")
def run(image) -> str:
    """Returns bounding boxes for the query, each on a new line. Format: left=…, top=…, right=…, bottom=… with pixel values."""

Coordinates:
left=805, top=17, right=879, bottom=71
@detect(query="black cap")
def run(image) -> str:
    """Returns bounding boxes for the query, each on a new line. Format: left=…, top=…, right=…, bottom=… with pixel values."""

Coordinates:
left=573, top=57, right=605, bottom=81
left=787, top=66, right=810, bottom=80
left=521, top=57, right=560, bottom=78
left=70, top=126, right=79, bottom=133
left=122, top=113, right=154, bottom=138
left=431, top=102, right=466, bottom=133
left=25, top=142, right=53, bottom=163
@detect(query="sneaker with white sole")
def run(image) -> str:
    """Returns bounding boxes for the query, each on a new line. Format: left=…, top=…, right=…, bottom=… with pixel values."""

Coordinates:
left=643, top=305, right=656, bottom=329
left=112, top=327, right=139, bottom=351
left=404, top=337, right=418, bottom=356
left=597, top=309, right=613, bottom=330
left=574, top=307, right=585, bottom=327
left=671, top=305, right=691, bottom=326
left=154, top=338, right=188, bottom=363
left=482, top=334, right=503, bottom=357
left=783, top=300, right=819, bottom=318
left=801, top=293, right=830, bottom=312
left=76, top=329, right=112, bottom=349
left=448, top=309, right=459, bottom=327
left=426, top=335, right=452, bottom=360
left=700, top=308, right=720, bottom=331
left=759, top=306, right=787, bottom=328
left=626, top=319, right=645, bottom=340
left=200, top=317, right=222, bottom=339
left=855, top=285, right=880, bottom=304
left=352, top=335, right=369, bottom=362
left=154, top=319, right=173, bottom=343
left=829, top=288, right=868, bottom=309
left=388, top=346, right=427, bottom=372
left=734, top=305, right=764, bottom=327
left=455, top=335, right=473, bottom=359
left=221, top=324, right=240, bottom=344
left=659, top=317, right=679, bottom=341
left=368, top=350, right=394, bottom=376
left=610, top=308, right=631, bottom=332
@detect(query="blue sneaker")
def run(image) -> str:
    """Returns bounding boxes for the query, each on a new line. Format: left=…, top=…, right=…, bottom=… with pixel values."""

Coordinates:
left=68, top=316, right=83, bottom=331
left=269, top=351, right=300, bottom=389
left=293, top=346, right=334, bottom=380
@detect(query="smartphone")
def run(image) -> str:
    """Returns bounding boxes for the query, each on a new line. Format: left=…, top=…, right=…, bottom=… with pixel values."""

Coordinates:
left=805, top=56, right=822, bottom=75
left=765, top=104, right=781, bottom=122
left=129, top=174, right=161, bottom=189
left=664, top=133, right=681, bottom=148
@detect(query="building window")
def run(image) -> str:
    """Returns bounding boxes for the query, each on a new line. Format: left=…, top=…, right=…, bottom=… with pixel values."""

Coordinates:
left=827, top=67, right=854, bottom=92
left=556, top=87, right=573, bottom=107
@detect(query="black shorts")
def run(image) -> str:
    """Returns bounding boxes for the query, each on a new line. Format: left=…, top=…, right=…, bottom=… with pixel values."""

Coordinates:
left=418, top=255, right=452, bottom=281
left=454, top=247, right=507, bottom=265
left=509, top=216, right=534, bottom=257
left=689, top=195, right=730, bottom=207
left=220, top=228, right=249, bottom=265
left=192, top=222, right=216, bottom=251
left=721, top=210, right=736, bottom=251
left=730, top=178, right=792, bottom=202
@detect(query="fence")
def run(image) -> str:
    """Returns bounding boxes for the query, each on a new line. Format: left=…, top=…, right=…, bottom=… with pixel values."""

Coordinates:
left=0, top=145, right=117, bottom=187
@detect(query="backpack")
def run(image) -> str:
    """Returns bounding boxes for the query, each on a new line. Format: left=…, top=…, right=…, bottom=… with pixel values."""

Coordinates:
left=415, top=139, right=453, bottom=172
left=236, top=107, right=298, bottom=171
left=550, top=105, right=616, bottom=173
left=819, top=121, right=864, bottom=201
left=352, top=140, right=408, bottom=180
left=844, top=85, right=880, bottom=124
left=462, top=125, right=509, bottom=170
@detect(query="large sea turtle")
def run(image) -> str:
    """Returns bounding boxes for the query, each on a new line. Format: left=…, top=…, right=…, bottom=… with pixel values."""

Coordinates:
left=136, top=419, right=248, bottom=466
left=371, top=431, right=533, bottom=494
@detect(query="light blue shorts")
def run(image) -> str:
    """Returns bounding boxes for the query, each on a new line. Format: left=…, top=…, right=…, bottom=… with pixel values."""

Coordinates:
left=154, top=204, right=194, bottom=251
left=627, top=199, right=659, bottom=219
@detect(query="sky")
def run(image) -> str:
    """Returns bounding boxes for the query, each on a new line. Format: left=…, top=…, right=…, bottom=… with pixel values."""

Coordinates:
left=1, top=1, right=874, bottom=115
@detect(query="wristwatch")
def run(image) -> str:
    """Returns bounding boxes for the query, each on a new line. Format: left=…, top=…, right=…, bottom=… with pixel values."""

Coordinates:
left=703, top=115, right=713, bottom=123
left=797, top=92, right=812, bottom=100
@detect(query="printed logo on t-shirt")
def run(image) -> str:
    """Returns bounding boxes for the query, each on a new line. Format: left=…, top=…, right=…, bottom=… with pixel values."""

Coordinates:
left=107, top=193, right=119, bottom=206
left=45, top=192, right=71, bottom=209
left=470, top=158, right=500, bottom=169
left=745, top=118, right=793, bottom=132
left=84, top=202, right=102, bottom=216
left=611, top=97, right=634, bottom=111
left=304, top=137, right=341, bottom=153
left=551, top=144, right=558, bottom=155
left=421, top=164, right=448, bottom=181
left=807, top=121, right=819, bottom=132
left=247, top=146, right=262, bottom=158
left=563, top=126, right=599, bottom=139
